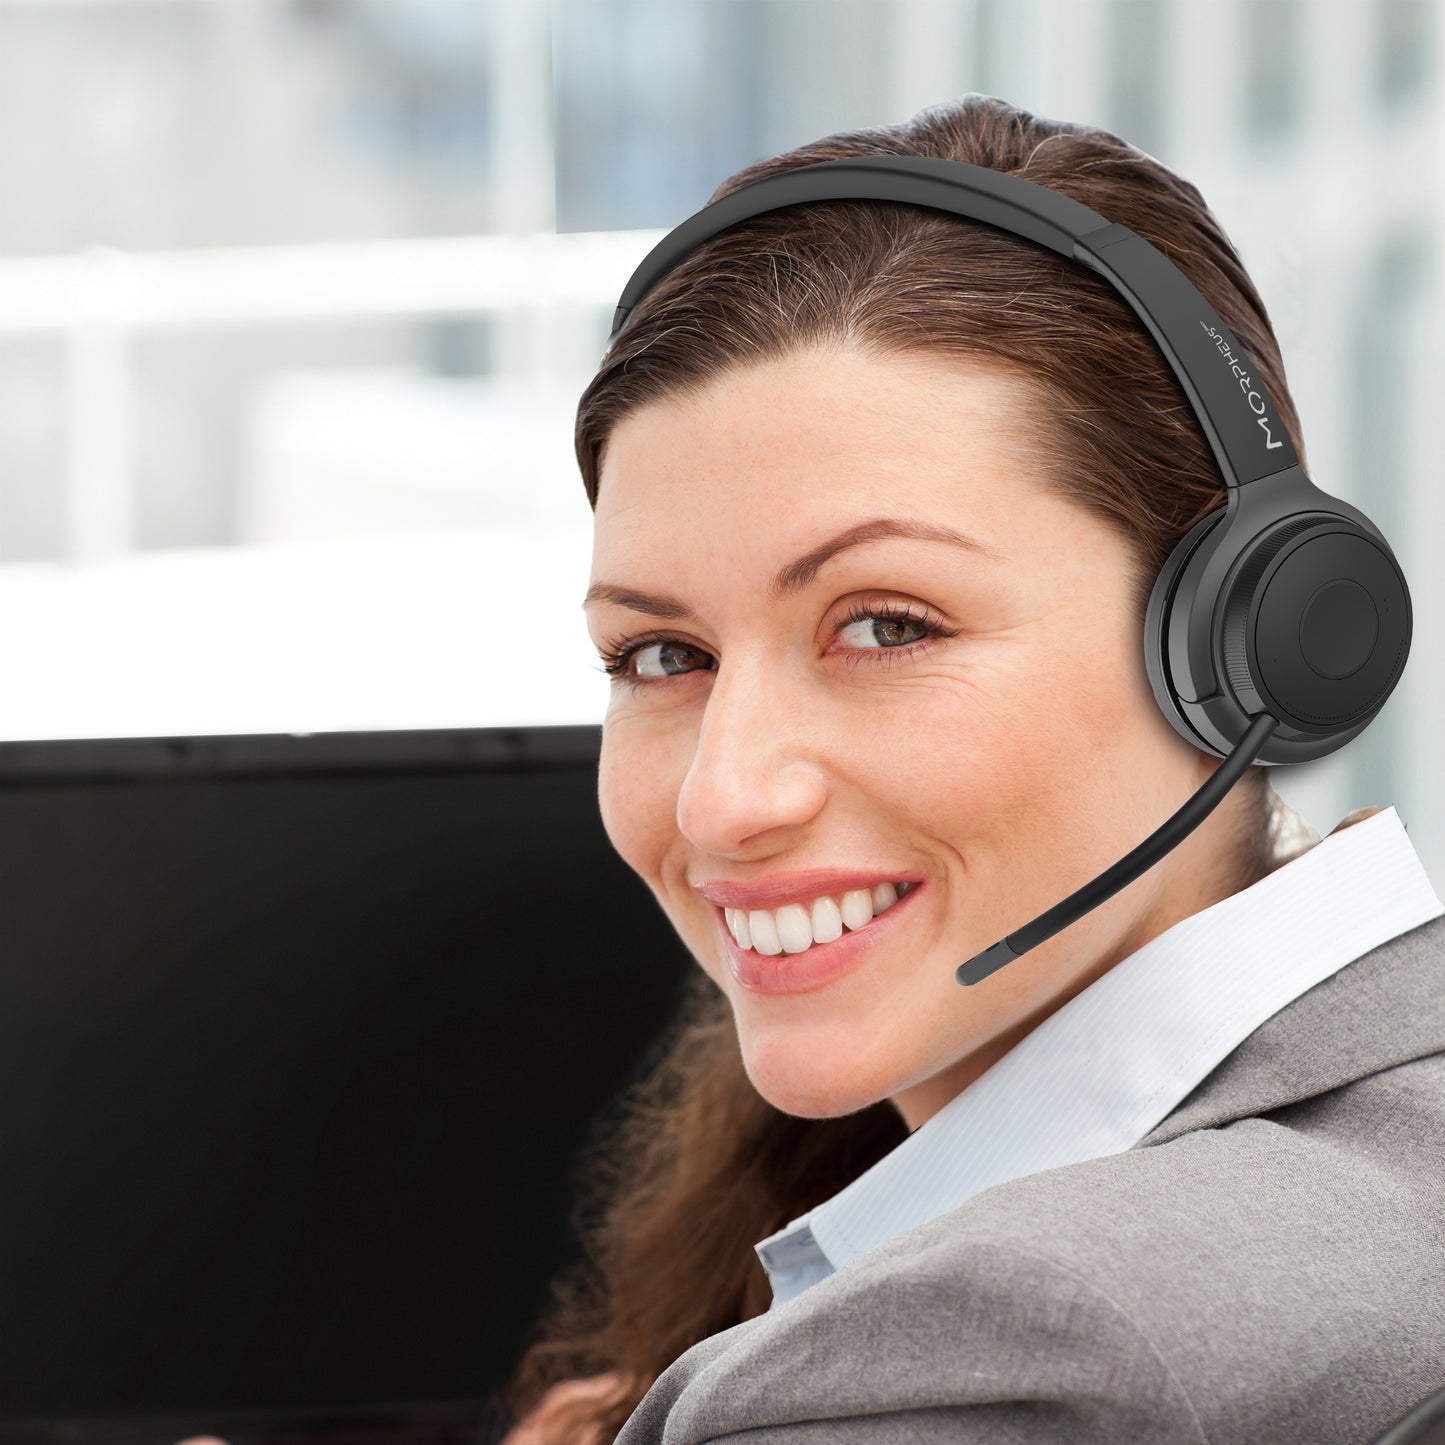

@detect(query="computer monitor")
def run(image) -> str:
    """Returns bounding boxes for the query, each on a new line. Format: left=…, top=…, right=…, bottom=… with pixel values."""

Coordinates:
left=0, top=725, right=697, bottom=1445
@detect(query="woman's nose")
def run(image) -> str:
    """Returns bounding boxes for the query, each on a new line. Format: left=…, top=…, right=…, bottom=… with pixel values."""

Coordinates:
left=673, top=664, right=829, bottom=855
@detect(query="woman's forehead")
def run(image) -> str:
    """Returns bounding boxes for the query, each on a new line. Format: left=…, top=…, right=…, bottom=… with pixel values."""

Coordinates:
left=597, top=429, right=1026, bottom=536
left=603, top=347, right=1034, bottom=456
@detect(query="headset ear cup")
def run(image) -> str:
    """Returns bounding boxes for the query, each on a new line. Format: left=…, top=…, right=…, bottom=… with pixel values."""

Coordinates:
left=1146, top=503, right=1412, bottom=766
left=1221, top=515, right=1411, bottom=740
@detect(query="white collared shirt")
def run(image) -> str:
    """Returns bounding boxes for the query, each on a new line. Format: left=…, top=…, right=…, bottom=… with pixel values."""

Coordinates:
left=754, top=804, right=1445, bottom=1310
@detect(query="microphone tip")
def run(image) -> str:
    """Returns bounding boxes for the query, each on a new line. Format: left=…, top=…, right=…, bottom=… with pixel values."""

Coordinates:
left=955, top=937, right=1023, bottom=987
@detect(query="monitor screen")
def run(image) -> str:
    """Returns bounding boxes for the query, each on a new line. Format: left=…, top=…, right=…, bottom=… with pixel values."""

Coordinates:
left=0, top=726, right=698, bottom=1445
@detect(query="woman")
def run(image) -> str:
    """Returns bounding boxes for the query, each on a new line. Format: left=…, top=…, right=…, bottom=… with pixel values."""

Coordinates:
left=494, top=91, right=1445, bottom=1444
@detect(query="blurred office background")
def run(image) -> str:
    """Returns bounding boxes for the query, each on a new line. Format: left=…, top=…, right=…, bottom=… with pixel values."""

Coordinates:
left=0, top=0, right=1440, bottom=879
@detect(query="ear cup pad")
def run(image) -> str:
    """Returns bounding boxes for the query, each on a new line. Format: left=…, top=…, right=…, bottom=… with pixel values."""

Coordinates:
left=1145, top=505, right=1228, bottom=754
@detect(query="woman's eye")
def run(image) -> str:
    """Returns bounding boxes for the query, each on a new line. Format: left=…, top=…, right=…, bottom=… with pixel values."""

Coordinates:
left=836, top=612, right=931, bottom=650
left=594, top=635, right=712, bottom=686
left=634, top=640, right=708, bottom=679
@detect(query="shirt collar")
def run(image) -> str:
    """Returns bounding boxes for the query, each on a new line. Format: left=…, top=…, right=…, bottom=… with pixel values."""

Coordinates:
left=755, top=805, right=1444, bottom=1308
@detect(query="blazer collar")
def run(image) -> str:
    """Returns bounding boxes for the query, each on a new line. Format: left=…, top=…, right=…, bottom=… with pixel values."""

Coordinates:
left=1136, top=908, right=1445, bottom=1149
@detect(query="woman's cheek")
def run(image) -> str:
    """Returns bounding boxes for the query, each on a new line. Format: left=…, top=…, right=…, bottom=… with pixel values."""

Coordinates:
left=596, top=733, right=646, bottom=874
left=597, top=717, right=685, bottom=878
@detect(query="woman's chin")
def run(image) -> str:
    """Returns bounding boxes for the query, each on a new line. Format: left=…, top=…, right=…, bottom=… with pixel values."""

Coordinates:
left=740, top=1045, right=895, bottom=1120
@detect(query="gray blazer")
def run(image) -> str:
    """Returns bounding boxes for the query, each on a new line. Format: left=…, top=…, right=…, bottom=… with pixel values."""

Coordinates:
left=614, top=909, right=1445, bottom=1445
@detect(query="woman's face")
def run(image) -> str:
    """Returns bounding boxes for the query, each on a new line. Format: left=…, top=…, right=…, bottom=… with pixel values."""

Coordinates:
left=584, top=343, right=1237, bottom=1132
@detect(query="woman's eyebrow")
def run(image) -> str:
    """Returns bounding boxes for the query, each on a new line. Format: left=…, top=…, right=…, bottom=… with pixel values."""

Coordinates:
left=581, top=516, right=1005, bottom=621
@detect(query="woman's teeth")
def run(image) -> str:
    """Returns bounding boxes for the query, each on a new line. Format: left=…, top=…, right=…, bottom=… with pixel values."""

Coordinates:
left=724, top=881, right=913, bottom=956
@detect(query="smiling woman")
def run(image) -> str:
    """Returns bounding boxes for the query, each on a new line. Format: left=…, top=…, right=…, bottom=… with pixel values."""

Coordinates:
left=582, top=342, right=1264, bottom=1128
left=495, top=94, right=1438, bottom=1445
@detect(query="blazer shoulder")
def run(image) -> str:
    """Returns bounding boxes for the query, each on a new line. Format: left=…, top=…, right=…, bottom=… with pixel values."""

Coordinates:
left=615, top=1233, right=1207, bottom=1445
left=641, top=1107, right=1445, bottom=1445
left=860, top=1094, right=1445, bottom=1442
left=616, top=1062, right=1445, bottom=1445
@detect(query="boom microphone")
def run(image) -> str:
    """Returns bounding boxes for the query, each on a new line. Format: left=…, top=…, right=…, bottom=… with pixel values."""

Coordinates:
left=954, top=710, right=1279, bottom=984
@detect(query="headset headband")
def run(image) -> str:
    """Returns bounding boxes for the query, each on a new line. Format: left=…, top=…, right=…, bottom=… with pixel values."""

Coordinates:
left=610, top=154, right=1298, bottom=490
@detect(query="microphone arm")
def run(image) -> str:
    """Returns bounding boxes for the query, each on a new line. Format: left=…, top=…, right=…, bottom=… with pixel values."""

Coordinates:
left=955, top=710, right=1281, bottom=986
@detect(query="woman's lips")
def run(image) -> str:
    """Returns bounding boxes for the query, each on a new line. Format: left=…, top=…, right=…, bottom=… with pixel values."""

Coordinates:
left=718, top=882, right=924, bottom=995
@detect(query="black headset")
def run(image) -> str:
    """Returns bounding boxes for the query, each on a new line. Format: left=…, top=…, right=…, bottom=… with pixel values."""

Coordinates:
left=607, top=155, right=1413, bottom=987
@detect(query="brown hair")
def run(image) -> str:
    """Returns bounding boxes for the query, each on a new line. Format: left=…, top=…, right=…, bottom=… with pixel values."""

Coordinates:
left=499, top=91, right=1304, bottom=1443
